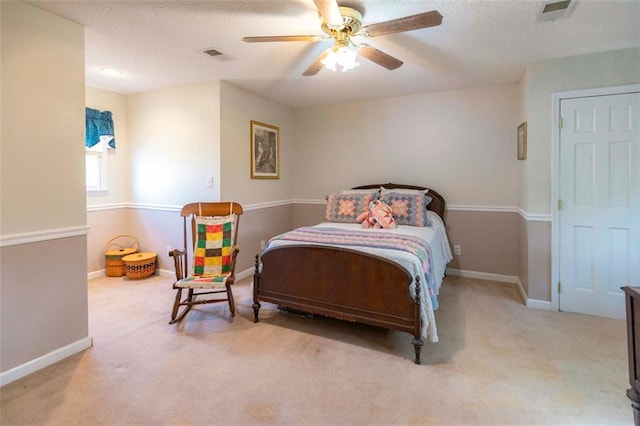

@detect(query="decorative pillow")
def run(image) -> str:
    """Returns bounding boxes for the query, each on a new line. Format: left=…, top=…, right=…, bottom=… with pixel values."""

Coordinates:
left=381, top=187, right=433, bottom=207
left=371, top=200, right=397, bottom=229
left=192, top=215, right=235, bottom=277
left=381, top=192, right=432, bottom=227
left=339, top=188, right=381, bottom=199
left=325, top=193, right=373, bottom=223
left=359, top=200, right=397, bottom=229
left=381, top=187, right=429, bottom=195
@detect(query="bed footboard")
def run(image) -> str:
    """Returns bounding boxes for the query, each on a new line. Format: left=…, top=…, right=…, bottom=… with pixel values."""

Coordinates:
left=252, top=245, right=424, bottom=363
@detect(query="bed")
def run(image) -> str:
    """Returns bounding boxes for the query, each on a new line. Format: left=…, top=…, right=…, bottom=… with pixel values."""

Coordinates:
left=252, top=183, right=452, bottom=363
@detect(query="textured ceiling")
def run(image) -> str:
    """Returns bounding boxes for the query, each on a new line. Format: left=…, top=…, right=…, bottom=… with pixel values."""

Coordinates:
left=30, top=0, right=640, bottom=108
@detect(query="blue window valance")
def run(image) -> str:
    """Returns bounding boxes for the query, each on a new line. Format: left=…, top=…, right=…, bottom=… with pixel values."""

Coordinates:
left=85, top=107, right=116, bottom=149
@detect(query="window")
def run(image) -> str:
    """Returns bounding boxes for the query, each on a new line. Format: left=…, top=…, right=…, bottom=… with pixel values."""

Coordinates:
left=86, top=136, right=110, bottom=193
left=85, top=108, right=115, bottom=194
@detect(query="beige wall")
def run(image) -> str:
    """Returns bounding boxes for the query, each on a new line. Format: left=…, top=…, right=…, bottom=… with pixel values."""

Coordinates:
left=127, top=208, right=183, bottom=273
left=219, top=81, right=294, bottom=205
left=291, top=83, right=520, bottom=207
left=445, top=210, right=519, bottom=276
left=524, top=220, right=551, bottom=301
left=1, top=2, right=88, bottom=374
left=237, top=205, right=294, bottom=273
left=292, top=203, right=326, bottom=229
left=128, top=82, right=221, bottom=206
left=1, top=237, right=88, bottom=372
left=1, top=1, right=86, bottom=233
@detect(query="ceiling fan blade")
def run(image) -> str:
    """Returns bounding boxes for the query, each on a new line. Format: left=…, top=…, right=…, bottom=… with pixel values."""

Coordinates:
left=313, top=0, right=343, bottom=27
left=358, top=44, right=403, bottom=70
left=303, top=49, right=331, bottom=76
left=243, top=35, right=323, bottom=43
left=363, top=10, right=443, bottom=37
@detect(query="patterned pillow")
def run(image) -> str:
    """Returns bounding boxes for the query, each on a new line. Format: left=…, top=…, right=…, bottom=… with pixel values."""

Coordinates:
left=339, top=188, right=380, bottom=198
left=192, top=215, right=235, bottom=277
left=325, top=193, right=373, bottom=223
left=362, top=200, right=398, bottom=229
left=380, top=188, right=433, bottom=208
left=381, top=192, right=432, bottom=227
left=381, top=187, right=428, bottom=195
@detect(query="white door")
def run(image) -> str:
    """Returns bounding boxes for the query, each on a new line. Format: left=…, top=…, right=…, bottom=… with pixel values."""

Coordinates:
left=558, top=91, right=640, bottom=318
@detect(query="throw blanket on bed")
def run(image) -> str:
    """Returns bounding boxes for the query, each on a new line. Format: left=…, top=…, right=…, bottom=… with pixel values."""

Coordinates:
left=267, top=226, right=436, bottom=299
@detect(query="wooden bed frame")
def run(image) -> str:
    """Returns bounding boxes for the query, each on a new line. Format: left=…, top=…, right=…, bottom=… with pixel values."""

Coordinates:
left=252, top=183, right=446, bottom=364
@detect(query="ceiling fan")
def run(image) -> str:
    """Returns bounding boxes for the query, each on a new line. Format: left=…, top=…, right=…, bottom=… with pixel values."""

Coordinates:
left=242, top=0, right=443, bottom=76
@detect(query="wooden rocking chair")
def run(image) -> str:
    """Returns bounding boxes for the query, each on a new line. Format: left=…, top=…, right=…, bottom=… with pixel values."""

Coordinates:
left=169, top=202, right=243, bottom=324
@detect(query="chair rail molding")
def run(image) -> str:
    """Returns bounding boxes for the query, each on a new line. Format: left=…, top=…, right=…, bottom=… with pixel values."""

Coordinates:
left=0, top=225, right=90, bottom=247
left=85, top=200, right=552, bottom=223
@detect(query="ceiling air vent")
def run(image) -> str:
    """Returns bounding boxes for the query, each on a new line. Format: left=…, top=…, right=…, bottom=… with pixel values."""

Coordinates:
left=200, top=48, right=235, bottom=62
left=537, top=0, right=576, bottom=23
left=202, top=48, right=223, bottom=57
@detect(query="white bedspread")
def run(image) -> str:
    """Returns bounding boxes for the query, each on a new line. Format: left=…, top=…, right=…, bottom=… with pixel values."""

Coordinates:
left=264, top=211, right=452, bottom=342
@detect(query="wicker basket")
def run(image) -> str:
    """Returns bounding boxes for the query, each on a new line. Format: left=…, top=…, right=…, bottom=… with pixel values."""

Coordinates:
left=122, top=252, right=157, bottom=279
left=105, top=235, right=139, bottom=277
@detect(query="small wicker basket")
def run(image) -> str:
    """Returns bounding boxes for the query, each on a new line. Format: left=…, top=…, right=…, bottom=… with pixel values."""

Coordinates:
left=105, top=235, right=139, bottom=277
left=122, top=252, right=157, bottom=279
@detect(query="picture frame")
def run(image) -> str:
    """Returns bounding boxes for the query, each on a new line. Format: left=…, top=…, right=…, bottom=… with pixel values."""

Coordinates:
left=250, top=120, right=279, bottom=179
left=517, top=121, right=527, bottom=160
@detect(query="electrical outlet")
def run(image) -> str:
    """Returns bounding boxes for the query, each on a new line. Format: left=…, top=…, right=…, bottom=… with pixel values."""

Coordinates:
left=260, top=240, right=266, bottom=250
left=454, top=245, right=461, bottom=256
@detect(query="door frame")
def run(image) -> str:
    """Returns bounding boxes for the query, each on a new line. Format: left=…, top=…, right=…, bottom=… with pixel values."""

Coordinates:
left=551, top=83, right=640, bottom=312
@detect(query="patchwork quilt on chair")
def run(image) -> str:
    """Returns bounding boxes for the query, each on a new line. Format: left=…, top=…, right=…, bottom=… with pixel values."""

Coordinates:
left=176, top=215, right=235, bottom=289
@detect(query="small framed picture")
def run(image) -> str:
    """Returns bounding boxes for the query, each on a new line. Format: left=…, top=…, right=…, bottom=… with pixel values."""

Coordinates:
left=517, top=121, right=527, bottom=160
left=250, top=120, right=279, bottom=179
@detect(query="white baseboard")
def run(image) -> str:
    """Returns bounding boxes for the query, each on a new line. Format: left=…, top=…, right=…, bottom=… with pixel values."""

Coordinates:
left=515, top=278, right=528, bottom=306
left=446, top=268, right=519, bottom=284
left=236, top=266, right=254, bottom=281
left=526, top=298, right=552, bottom=310
left=446, top=268, right=552, bottom=310
left=88, top=269, right=174, bottom=280
left=156, top=269, right=174, bottom=278
left=88, top=269, right=105, bottom=280
left=0, top=336, right=93, bottom=387
left=90, top=268, right=251, bottom=280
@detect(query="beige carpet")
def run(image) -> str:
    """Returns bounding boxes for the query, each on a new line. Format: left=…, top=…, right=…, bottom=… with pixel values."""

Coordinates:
left=0, top=274, right=631, bottom=425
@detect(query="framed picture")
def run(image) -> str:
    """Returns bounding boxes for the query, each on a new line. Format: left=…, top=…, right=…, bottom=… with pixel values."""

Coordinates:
left=517, top=121, right=527, bottom=160
left=250, top=120, right=279, bottom=179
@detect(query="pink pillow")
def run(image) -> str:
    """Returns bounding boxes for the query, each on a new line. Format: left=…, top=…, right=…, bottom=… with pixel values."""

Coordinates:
left=370, top=200, right=397, bottom=229
left=360, top=200, right=397, bottom=229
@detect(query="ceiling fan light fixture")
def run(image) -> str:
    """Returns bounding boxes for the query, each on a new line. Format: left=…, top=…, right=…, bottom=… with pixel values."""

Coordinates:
left=244, top=1, right=443, bottom=76
left=321, top=45, right=359, bottom=72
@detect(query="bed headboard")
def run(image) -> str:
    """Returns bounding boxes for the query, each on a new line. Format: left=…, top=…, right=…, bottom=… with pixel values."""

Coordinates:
left=351, top=183, right=446, bottom=222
